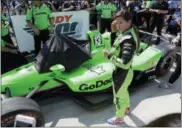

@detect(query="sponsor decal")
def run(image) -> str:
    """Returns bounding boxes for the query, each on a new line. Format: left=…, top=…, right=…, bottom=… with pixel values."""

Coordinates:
left=88, top=65, right=105, bottom=75
left=53, top=15, right=81, bottom=36
left=27, top=67, right=33, bottom=72
left=53, top=15, right=72, bottom=23
left=79, top=78, right=112, bottom=91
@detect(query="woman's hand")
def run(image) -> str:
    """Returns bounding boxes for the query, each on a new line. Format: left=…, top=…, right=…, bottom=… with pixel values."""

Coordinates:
left=33, top=27, right=40, bottom=35
left=111, top=20, right=117, bottom=32
left=103, top=50, right=109, bottom=58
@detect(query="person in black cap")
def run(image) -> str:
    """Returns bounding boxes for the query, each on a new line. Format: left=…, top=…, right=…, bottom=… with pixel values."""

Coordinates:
left=87, top=0, right=117, bottom=34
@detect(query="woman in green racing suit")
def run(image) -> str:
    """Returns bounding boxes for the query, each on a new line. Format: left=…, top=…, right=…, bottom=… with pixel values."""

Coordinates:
left=104, top=9, right=140, bottom=125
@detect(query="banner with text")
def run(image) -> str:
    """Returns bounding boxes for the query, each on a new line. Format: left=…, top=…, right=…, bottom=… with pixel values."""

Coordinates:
left=11, top=11, right=89, bottom=52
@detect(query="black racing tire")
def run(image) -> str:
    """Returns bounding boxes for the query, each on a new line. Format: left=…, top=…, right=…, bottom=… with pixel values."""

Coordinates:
left=155, top=51, right=175, bottom=77
left=1, top=97, right=45, bottom=127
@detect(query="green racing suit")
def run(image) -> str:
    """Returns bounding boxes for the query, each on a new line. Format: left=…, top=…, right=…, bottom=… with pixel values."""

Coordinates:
left=108, top=25, right=140, bottom=118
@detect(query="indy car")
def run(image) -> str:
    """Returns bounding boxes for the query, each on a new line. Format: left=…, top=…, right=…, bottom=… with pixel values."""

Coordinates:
left=1, top=27, right=178, bottom=127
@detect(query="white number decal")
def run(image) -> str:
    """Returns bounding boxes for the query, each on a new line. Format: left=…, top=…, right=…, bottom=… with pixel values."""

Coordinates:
left=94, top=35, right=102, bottom=46
left=88, top=65, right=105, bottom=74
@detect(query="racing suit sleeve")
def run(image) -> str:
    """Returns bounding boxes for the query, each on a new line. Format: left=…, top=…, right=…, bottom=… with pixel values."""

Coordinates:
left=108, top=38, right=136, bottom=69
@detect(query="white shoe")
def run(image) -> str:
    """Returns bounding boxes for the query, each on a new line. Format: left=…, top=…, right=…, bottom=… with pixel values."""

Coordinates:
left=107, top=117, right=124, bottom=125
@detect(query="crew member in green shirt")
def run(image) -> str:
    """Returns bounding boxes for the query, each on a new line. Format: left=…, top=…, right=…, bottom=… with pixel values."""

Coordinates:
left=26, top=0, right=53, bottom=55
left=96, top=0, right=117, bottom=34
left=88, top=0, right=117, bottom=34
left=1, top=13, right=14, bottom=45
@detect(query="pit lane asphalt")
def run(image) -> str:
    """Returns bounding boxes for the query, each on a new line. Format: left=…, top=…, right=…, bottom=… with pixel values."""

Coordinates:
left=37, top=68, right=181, bottom=127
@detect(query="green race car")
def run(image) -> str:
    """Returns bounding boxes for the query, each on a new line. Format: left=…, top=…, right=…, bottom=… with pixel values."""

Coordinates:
left=1, top=29, right=177, bottom=127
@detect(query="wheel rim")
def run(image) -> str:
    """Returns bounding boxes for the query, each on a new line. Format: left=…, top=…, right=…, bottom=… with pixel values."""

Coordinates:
left=4, top=120, right=15, bottom=127
left=2, top=112, right=38, bottom=127
left=3, top=120, right=33, bottom=127
left=160, top=56, right=174, bottom=75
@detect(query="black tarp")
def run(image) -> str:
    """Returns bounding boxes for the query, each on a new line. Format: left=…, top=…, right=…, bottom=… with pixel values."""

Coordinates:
left=34, top=33, right=91, bottom=73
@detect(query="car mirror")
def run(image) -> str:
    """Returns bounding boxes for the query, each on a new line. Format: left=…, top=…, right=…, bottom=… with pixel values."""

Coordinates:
left=50, top=64, right=65, bottom=72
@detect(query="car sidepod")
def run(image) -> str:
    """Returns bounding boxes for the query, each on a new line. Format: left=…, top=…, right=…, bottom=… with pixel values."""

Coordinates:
left=58, top=51, right=116, bottom=92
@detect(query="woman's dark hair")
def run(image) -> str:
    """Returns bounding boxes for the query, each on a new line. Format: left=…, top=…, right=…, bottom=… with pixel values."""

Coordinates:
left=114, top=8, right=132, bottom=22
